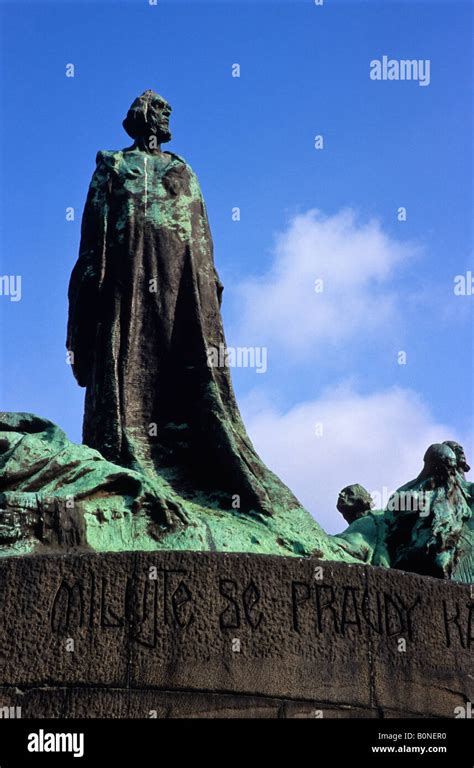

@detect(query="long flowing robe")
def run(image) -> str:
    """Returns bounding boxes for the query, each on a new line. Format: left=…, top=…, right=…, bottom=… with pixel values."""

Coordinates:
left=67, top=148, right=296, bottom=516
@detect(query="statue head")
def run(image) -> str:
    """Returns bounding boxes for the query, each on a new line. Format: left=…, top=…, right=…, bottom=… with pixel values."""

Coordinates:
left=123, top=90, right=172, bottom=146
left=337, top=483, right=373, bottom=525
left=386, top=442, right=470, bottom=579
left=422, top=443, right=457, bottom=486
left=442, top=440, right=470, bottom=476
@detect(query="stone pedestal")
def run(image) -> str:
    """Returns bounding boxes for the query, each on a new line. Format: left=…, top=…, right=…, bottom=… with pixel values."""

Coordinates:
left=0, top=552, right=471, bottom=718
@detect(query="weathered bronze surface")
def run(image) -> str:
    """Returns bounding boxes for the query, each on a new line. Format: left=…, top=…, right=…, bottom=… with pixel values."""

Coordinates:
left=0, top=91, right=471, bottom=583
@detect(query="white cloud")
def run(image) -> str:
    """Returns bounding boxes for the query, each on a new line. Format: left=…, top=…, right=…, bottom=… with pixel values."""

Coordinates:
left=241, top=384, right=469, bottom=534
left=229, top=208, right=470, bottom=534
left=233, top=208, right=420, bottom=355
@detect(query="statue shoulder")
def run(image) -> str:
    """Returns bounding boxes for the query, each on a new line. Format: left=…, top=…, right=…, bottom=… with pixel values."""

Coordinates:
left=95, top=149, right=123, bottom=170
left=165, top=153, right=199, bottom=181
left=165, top=151, right=189, bottom=167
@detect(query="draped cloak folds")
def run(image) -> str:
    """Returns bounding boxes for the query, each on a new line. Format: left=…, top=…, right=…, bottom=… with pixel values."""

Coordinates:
left=67, top=148, right=299, bottom=517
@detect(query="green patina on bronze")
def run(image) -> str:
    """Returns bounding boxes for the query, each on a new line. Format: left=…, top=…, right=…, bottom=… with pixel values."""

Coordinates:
left=0, top=91, right=471, bottom=582
left=0, top=412, right=355, bottom=563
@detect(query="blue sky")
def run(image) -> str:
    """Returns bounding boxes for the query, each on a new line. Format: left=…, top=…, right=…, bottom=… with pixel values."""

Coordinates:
left=0, top=0, right=472, bottom=530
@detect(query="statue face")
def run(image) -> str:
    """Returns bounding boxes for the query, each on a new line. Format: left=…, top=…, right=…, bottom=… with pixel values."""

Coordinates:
left=443, top=441, right=471, bottom=474
left=148, top=96, right=172, bottom=142
left=337, top=484, right=372, bottom=525
left=441, top=454, right=457, bottom=478
left=337, top=486, right=356, bottom=511
left=424, top=444, right=458, bottom=485
left=123, top=90, right=173, bottom=145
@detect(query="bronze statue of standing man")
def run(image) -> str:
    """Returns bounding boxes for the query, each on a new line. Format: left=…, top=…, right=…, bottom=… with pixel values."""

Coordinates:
left=67, top=90, right=300, bottom=519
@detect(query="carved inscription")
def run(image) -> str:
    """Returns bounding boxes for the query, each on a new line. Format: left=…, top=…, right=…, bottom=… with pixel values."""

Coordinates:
left=48, top=567, right=472, bottom=650
left=219, top=579, right=263, bottom=630
left=51, top=567, right=194, bottom=648
left=442, top=600, right=474, bottom=648
left=291, top=582, right=421, bottom=639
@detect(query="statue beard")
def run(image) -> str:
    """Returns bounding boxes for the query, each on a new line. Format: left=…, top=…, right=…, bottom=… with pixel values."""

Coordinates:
left=155, top=127, right=172, bottom=144
left=136, top=127, right=172, bottom=150
left=430, top=467, right=456, bottom=492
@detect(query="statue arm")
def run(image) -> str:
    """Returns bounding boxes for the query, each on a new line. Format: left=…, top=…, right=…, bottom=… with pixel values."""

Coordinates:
left=66, top=153, right=110, bottom=387
left=332, top=518, right=374, bottom=562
